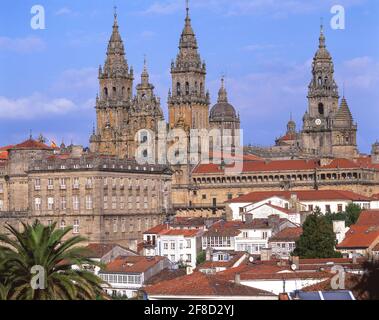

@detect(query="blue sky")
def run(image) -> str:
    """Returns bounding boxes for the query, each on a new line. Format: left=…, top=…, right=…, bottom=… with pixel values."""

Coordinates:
left=0, top=0, right=378, bottom=152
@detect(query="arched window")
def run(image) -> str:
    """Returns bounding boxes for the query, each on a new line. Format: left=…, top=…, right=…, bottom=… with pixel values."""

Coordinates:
left=176, top=82, right=181, bottom=96
left=318, top=77, right=322, bottom=86
left=318, top=103, right=324, bottom=115
left=185, top=82, right=190, bottom=95
left=122, top=87, right=125, bottom=97
left=127, top=88, right=131, bottom=98
left=104, top=87, right=108, bottom=98
left=194, top=81, right=198, bottom=94
left=200, top=83, right=204, bottom=95
left=112, top=87, right=117, bottom=96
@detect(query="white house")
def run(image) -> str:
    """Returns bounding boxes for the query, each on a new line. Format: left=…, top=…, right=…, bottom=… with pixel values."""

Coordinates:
left=143, top=224, right=203, bottom=268
left=98, top=255, right=170, bottom=298
left=227, top=190, right=375, bottom=221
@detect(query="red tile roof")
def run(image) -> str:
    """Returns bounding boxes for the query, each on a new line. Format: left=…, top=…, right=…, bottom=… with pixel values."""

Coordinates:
left=143, top=224, right=169, bottom=235
left=216, top=262, right=331, bottom=281
left=197, top=252, right=247, bottom=270
left=144, top=268, right=187, bottom=285
left=227, top=190, right=373, bottom=203
left=356, top=210, right=379, bottom=226
left=10, top=139, right=53, bottom=150
left=203, top=221, right=245, bottom=237
left=193, top=159, right=319, bottom=174
left=159, top=229, right=202, bottom=237
left=144, top=271, right=276, bottom=297
left=0, top=151, right=8, bottom=160
left=193, top=157, right=379, bottom=175
left=277, top=133, right=297, bottom=142
left=337, top=225, right=379, bottom=249
left=83, top=243, right=136, bottom=258
left=269, top=227, right=303, bottom=242
left=102, top=256, right=166, bottom=273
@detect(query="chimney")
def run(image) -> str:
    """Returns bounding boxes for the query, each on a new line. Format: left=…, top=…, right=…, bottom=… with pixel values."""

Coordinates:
left=205, top=247, right=213, bottom=261
left=186, top=266, right=193, bottom=275
left=234, top=273, right=241, bottom=285
left=291, top=256, right=300, bottom=270
left=268, top=214, right=280, bottom=227
left=260, top=247, right=272, bottom=261
left=245, top=213, right=253, bottom=224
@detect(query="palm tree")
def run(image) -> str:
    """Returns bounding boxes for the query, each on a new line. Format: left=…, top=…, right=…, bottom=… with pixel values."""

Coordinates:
left=0, top=221, right=109, bottom=300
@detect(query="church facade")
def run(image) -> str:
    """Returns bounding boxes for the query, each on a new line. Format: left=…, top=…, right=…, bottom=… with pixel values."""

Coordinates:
left=86, top=5, right=378, bottom=216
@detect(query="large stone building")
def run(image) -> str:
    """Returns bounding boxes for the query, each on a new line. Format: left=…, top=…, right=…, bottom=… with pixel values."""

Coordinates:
left=0, top=138, right=172, bottom=249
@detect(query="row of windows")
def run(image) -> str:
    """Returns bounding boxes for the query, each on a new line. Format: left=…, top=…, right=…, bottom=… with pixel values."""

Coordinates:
left=100, top=274, right=141, bottom=285
left=162, top=239, right=191, bottom=250
left=103, top=196, right=153, bottom=210
left=164, top=254, right=192, bottom=263
left=46, top=219, right=79, bottom=234
left=34, top=196, right=93, bottom=211
left=110, top=217, right=157, bottom=233
left=202, top=237, right=232, bottom=248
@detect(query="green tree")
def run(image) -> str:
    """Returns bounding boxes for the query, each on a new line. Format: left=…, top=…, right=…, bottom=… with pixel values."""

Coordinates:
left=345, top=203, right=362, bottom=226
left=292, top=207, right=342, bottom=259
left=0, top=221, right=109, bottom=300
left=196, top=251, right=206, bottom=265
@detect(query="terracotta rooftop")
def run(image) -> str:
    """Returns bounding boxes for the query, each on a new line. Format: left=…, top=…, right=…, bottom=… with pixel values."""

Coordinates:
left=144, top=268, right=187, bottom=285
left=101, top=256, right=166, bottom=274
left=83, top=243, right=136, bottom=258
left=144, top=271, right=276, bottom=297
left=227, top=189, right=373, bottom=203
left=269, top=227, right=303, bottom=242
left=197, top=252, right=247, bottom=270
left=301, top=273, right=366, bottom=300
left=356, top=210, right=379, bottom=226
left=9, top=139, right=53, bottom=151
left=193, top=157, right=379, bottom=175
left=203, top=221, right=245, bottom=237
left=277, top=132, right=297, bottom=142
left=337, top=225, right=379, bottom=249
left=216, top=262, right=331, bottom=281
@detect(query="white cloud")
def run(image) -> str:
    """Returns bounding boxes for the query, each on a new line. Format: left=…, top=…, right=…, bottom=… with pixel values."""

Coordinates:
left=52, top=68, right=98, bottom=92
left=0, top=36, right=46, bottom=53
left=141, top=31, right=156, bottom=38
left=55, top=7, right=78, bottom=16
left=0, top=94, right=92, bottom=120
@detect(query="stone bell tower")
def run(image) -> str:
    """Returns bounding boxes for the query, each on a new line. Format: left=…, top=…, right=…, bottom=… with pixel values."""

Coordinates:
left=90, top=9, right=134, bottom=157
left=301, top=24, right=340, bottom=157
left=168, top=2, right=210, bottom=132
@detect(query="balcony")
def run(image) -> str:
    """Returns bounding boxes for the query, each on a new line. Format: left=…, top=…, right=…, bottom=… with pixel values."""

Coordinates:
left=47, top=185, right=54, bottom=190
left=72, top=184, right=80, bottom=190
left=34, top=186, right=41, bottom=191
left=60, top=185, right=67, bottom=190
left=85, top=184, right=93, bottom=190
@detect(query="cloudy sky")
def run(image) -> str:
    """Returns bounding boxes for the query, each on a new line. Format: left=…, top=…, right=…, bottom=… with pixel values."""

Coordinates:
left=0, top=0, right=378, bottom=152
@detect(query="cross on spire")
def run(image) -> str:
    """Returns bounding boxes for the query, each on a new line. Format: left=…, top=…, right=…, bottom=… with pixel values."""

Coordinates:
left=186, top=0, right=189, bottom=16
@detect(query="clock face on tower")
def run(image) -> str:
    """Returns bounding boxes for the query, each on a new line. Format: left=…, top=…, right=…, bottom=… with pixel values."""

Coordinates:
left=315, top=119, right=322, bottom=126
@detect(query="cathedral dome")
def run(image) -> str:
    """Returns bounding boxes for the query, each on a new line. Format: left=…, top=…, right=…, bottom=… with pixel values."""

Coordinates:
left=210, top=78, right=238, bottom=122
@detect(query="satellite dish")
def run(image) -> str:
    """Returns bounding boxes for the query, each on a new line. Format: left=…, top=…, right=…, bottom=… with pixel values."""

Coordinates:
left=249, top=256, right=254, bottom=263
left=291, top=264, right=297, bottom=271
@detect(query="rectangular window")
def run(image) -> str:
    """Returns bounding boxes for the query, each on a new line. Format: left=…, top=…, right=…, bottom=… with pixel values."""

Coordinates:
left=73, top=220, right=79, bottom=234
left=170, top=255, right=175, bottom=262
left=113, top=219, right=118, bottom=233
left=186, top=254, right=191, bottom=262
left=72, top=196, right=80, bottom=211
left=60, top=178, right=66, bottom=189
left=143, top=196, right=148, bottom=209
left=73, top=178, right=79, bottom=189
left=103, top=178, right=108, bottom=186
left=128, top=197, right=133, bottom=209
left=47, top=197, right=54, bottom=211
left=35, top=179, right=41, bottom=190
left=35, top=198, right=41, bottom=211
left=86, top=195, right=93, bottom=210
left=48, top=178, right=54, bottom=189
left=121, top=218, right=126, bottom=233
left=0, top=200, right=4, bottom=211
left=0, top=183, right=3, bottom=193
left=170, top=241, right=175, bottom=250
left=136, top=196, right=140, bottom=209
left=186, top=239, right=191, bottom=249
left=112, top=196, right=117, bottom=210
left=104, top=196, right=108, bottom=209
left=262, top=231, right=268, bottom=240
left=86, top=177, right=93, bottom=188
left=163, top=242, right=168, bottom=250
left=308, top=205, right=314, bottom=212
left=120, top=196, right=125, bottom=209
left=61, top=197, right=67, bottom=210
left=326, top=205, right=331, bottom=213
left=338, top=204, right=343, bottom=212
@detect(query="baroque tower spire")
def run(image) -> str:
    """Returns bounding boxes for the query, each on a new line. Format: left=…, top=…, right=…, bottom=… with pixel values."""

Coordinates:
left=168, top=0, right=209, bottom=131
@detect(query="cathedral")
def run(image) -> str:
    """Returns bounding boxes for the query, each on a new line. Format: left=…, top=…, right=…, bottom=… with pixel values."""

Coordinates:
left=89, top=6, right=240, bottom=163
left=87, top=4, right=378, bottom=215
